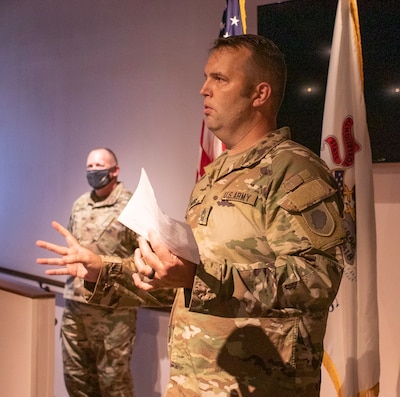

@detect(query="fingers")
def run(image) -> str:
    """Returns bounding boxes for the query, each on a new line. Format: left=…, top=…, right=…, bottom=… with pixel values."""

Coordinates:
left=36, top=239, right=69, bottom=256
left=138, top=231, right=171, bottom=276
left=51, top=220, right=68, bottom=234
left=147, top=229, right=171, bottom=259
left=36, top=257, right=66, bottom=266
left=36, top=220, right=77, bottom=256
left=51, top=221, right=79, bottom=245
left=148, top=268, right=156, bottom=280
left=132, top=272, right=154, bottom=291
left=36, top=252, right=81, bottom=267
left=138, top=235, right=157, bottom=261
left=134, top=246, right=157, bottom=279
left=45, top=268, right=74, bottom=276
left=134, top=231, right=195, bottom=289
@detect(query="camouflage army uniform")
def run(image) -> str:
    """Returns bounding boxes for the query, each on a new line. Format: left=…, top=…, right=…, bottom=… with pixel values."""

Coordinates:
left=164, top=127, right=345, bottom=397
left=82, top=128, right=345, bottom=397
left=63, top=182, right=174, bottom=397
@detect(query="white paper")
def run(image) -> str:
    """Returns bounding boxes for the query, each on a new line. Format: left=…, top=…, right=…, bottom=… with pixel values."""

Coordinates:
left=118, top=168, right=199, bottom=264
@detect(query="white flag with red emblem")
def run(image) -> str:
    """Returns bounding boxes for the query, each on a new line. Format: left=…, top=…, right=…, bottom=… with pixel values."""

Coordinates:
left=320, top=0, right=380, bottom=396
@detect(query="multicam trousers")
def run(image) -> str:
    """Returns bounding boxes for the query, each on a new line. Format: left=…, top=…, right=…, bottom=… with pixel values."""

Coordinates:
left=61, top=300, right=137, bottom=397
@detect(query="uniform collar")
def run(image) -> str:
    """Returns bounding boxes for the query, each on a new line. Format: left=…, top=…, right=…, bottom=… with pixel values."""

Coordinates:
left=203, top=127, right=291, bottom=182
left=89, top=182, right=124, bottom=207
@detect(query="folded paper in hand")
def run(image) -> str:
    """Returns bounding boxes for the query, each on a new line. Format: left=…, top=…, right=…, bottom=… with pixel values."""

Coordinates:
left=118, top=168, right=199, bottom=264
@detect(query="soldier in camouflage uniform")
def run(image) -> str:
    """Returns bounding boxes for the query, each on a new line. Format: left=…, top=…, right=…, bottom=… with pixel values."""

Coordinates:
left=37, top=36, right=345, bottom=397
left=62, top=148, right=175, bottom=397
left=62, top=148, right=137, bottom=397
left=131, top=35, right=345, bottom=397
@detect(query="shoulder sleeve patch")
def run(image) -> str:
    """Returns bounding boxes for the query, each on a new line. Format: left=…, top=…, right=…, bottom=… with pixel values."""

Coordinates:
left=278, top=178, right=345, bottom=249
left=302, top=201, right=335, bottom=237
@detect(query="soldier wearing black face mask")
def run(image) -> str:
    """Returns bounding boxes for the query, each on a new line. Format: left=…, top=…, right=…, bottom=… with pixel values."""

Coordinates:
left=86, top=167, right=115, bottom=190
left=62, top=148, right=139, bottom=397
left=60, top=148, right=175, bottom=396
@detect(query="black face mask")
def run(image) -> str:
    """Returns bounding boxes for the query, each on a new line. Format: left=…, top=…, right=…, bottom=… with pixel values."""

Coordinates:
left=86, top=168, right=112, bottom=189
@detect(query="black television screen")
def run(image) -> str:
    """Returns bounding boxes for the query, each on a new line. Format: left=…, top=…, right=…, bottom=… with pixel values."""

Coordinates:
left=258, top=0, right=400, bottom=163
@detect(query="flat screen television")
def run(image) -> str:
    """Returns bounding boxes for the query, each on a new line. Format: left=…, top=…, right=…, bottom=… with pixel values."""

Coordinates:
left=258, top=0, right=400, bottom=163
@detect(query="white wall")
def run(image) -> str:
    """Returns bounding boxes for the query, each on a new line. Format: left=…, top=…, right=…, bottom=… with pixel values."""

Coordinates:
left=372, top=163, right=400, bottom=397
left=0, top=1, right=398, bottom=396
left=0, top=0, right=222, bottom=275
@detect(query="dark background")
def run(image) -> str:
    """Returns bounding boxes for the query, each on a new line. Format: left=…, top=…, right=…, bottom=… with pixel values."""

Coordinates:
left=258, top=0, right=400, bottom=163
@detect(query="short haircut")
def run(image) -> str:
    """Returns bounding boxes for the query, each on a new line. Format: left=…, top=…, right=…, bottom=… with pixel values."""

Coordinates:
left=210, top=34, right=287, bottom=113
left=92, top=147, right=118, bottom=166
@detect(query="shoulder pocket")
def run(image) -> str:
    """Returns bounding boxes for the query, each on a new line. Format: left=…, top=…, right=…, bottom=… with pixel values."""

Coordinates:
left=278, top=178, right=345, bottom=250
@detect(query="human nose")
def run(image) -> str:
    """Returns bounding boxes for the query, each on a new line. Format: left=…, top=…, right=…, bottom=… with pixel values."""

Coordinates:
left=200, top=79, right=211, bottom=97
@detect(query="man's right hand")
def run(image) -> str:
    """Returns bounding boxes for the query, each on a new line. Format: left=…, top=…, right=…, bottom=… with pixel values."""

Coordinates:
left=36, top=221, right=103, bottom=282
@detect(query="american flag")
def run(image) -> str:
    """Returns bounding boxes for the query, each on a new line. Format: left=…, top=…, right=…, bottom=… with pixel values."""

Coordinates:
left=196, top=0, right=247, bottom=181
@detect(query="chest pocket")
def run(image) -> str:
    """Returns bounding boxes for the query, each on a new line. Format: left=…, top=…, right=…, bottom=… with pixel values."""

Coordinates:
left=91, top=214, right=116, bottom=241
left=89, top=215, right=123, bottom=254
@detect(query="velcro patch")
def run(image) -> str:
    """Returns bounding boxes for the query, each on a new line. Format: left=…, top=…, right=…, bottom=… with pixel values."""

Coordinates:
left=278, top=178, right=336, bottom=212
left=221, top=191, right=257, bottom=205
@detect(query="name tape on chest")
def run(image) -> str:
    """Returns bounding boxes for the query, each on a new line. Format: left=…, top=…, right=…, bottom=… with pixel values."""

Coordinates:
left=221, top=191, right=257, bottom=205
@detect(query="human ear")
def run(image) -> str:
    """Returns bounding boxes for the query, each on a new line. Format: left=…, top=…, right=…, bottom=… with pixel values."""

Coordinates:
left=110, top=165, right=120, bottom=178
left=253, top=82, right=271, bottom=107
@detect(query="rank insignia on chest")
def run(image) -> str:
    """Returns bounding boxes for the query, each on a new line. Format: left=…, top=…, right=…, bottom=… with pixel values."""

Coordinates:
left=198, top=207, right=212, bottom=226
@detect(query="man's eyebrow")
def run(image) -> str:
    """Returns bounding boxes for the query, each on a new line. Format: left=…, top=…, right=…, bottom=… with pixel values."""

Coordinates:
left=208, top=71, right=226, bottom=78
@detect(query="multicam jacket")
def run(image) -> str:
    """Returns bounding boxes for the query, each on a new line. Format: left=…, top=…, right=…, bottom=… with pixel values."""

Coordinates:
left=166, top=127, right=345, bottom=397
left=64, top=182, right=137, bottom=303
left=85, top=128, right=345, bottom=396
left=65, top=182, right=175, bottom=308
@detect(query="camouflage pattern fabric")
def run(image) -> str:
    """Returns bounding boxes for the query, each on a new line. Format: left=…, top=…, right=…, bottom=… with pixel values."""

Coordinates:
left=87, top=256, right=177, bottom=309
left=62, top=300, right=137, bottom=397
left=82, top=128, right=345, bottom=396
left=64, top=182, right=138, bottom=303
left=165, top=127, right=345, bottom=396
left=62, top=182, right=139, bottom=397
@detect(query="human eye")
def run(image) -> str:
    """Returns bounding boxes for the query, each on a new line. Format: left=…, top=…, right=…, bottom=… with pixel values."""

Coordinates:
left=213, top=74, right=227, bottom=83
